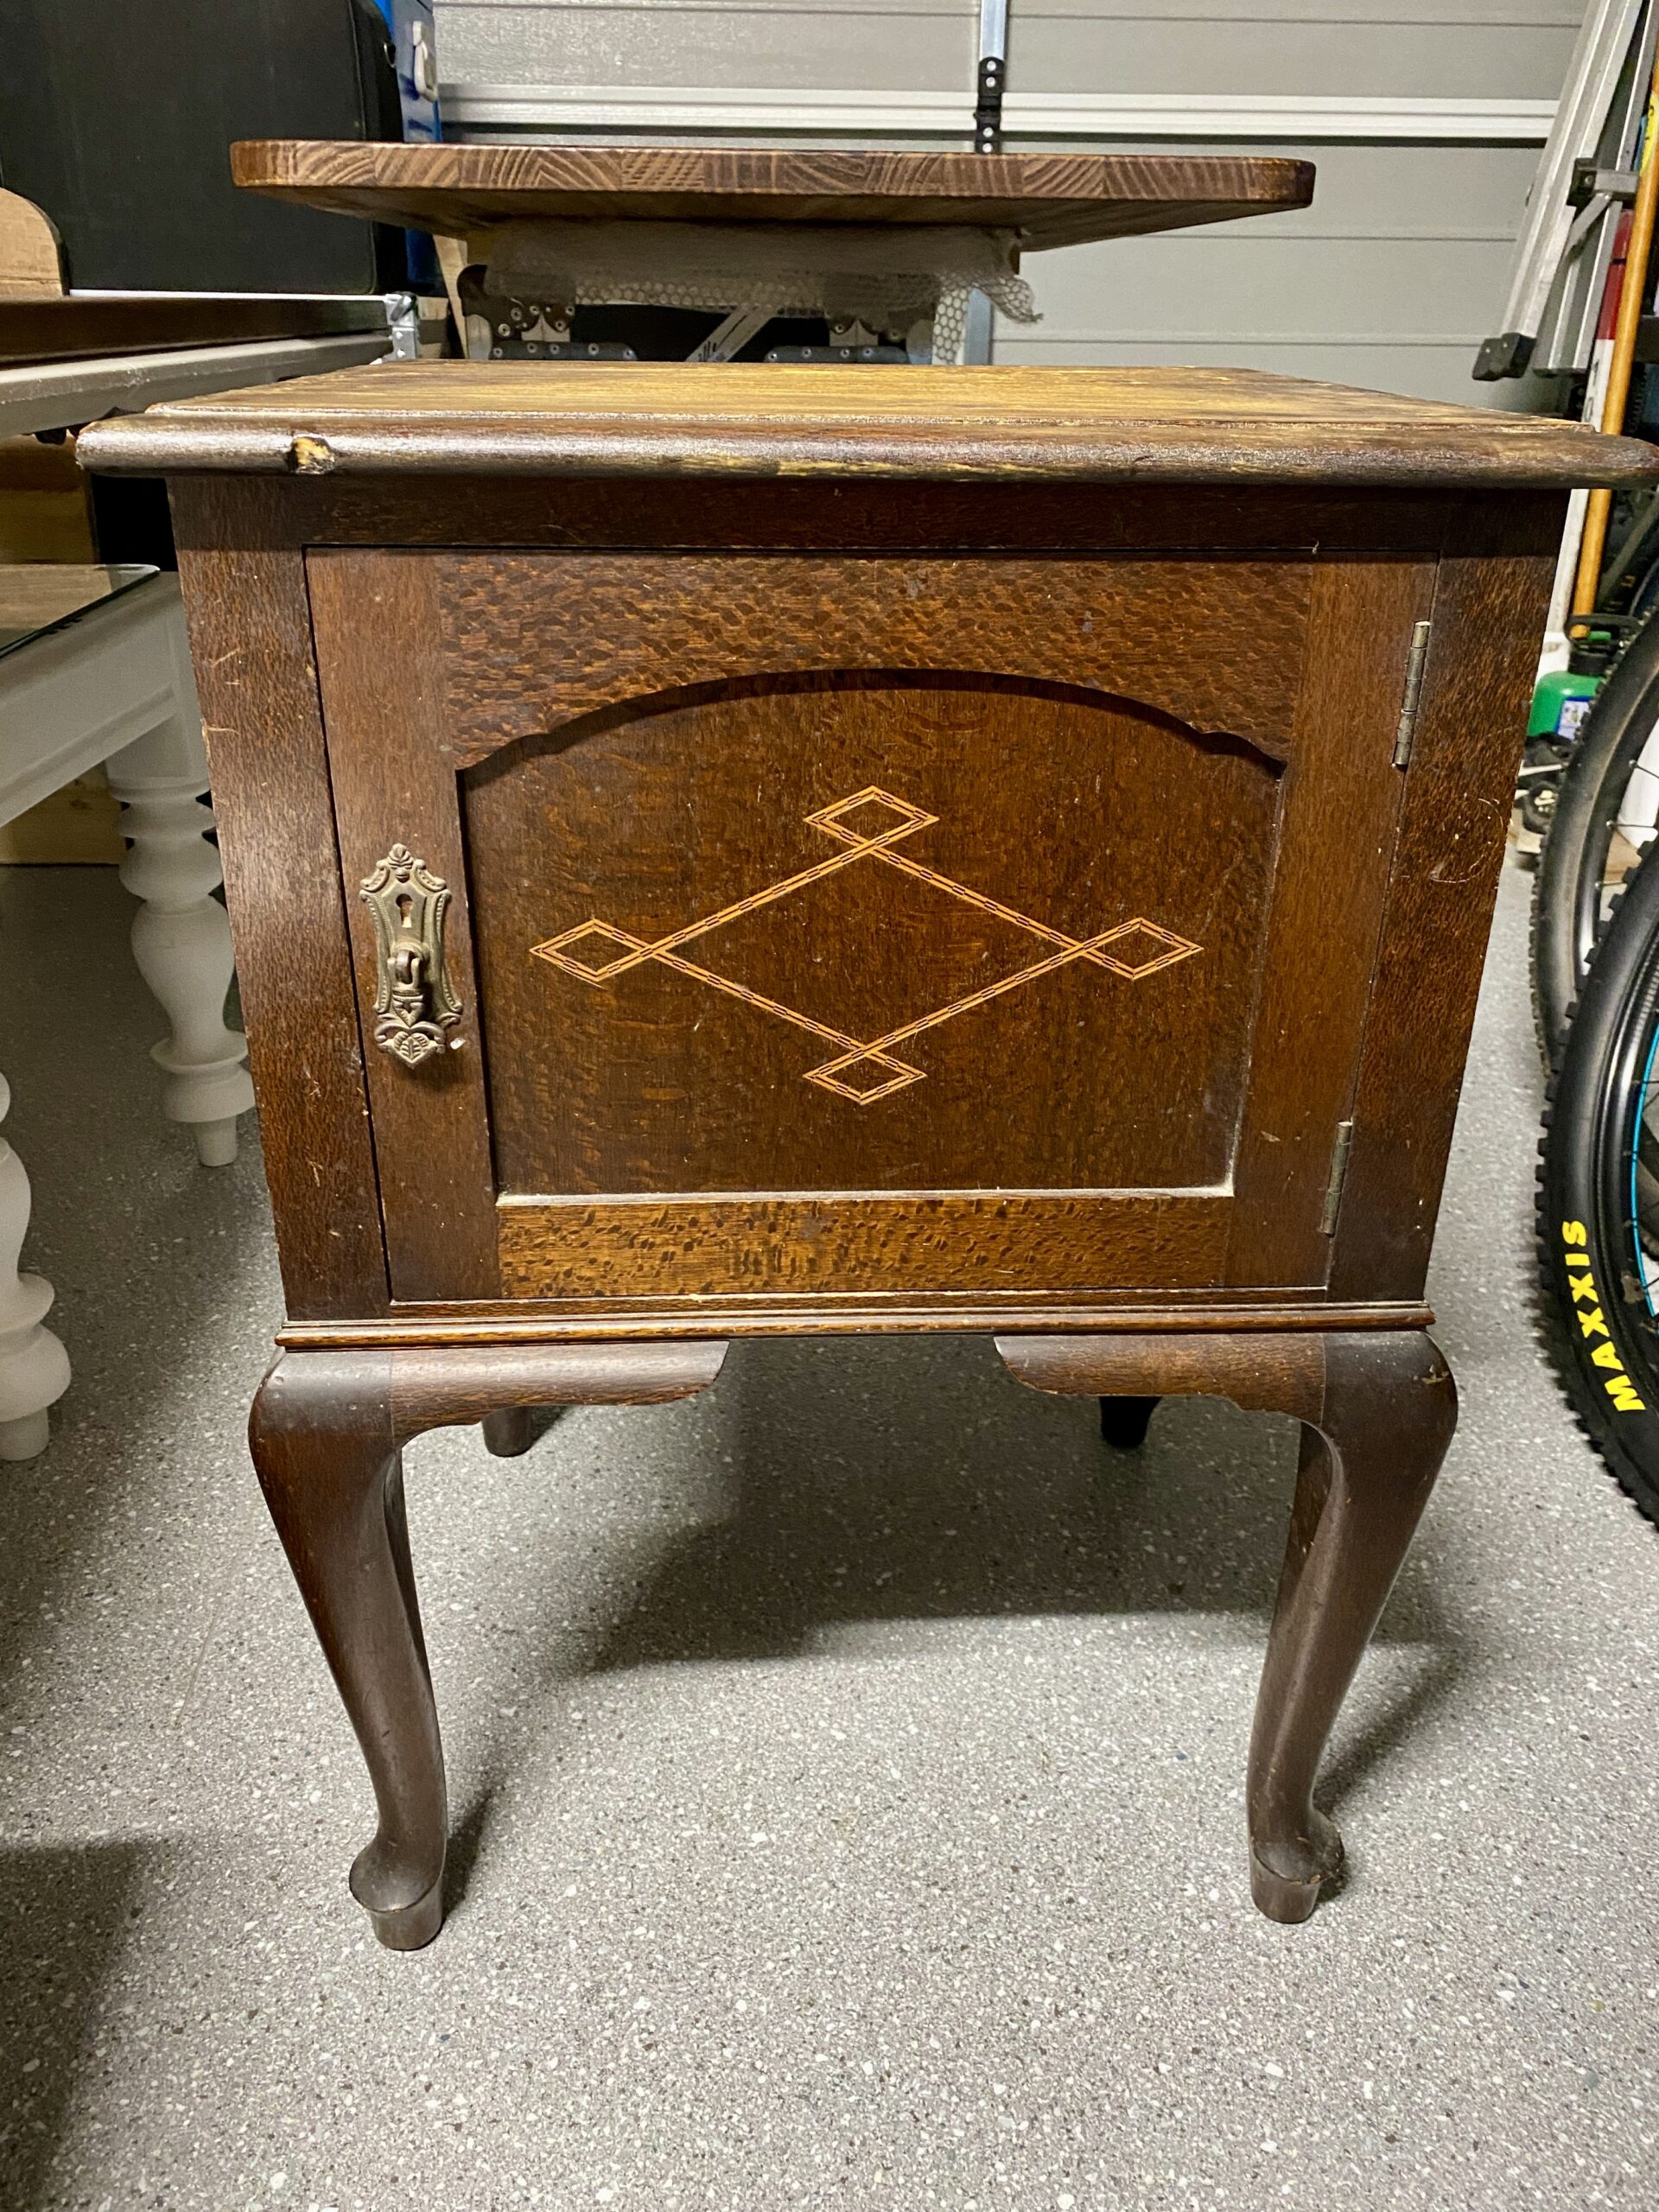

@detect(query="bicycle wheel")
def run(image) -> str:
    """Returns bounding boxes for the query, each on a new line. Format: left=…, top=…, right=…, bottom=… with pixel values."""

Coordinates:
left=1533, top=608, right=1659, bottom=1067
left=1537, top=836, right=1659, bottom=1527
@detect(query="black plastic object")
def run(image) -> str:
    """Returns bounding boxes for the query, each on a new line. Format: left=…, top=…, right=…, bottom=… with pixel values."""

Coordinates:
left=0, top=0, right=404, bottom=295
left=1473, top=330, right=1534, bottom=381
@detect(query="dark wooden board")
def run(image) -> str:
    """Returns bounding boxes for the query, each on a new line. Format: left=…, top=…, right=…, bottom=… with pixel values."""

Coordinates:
left=1331, top=495, right=1561, bottom=1302
left=168, top=479, right=389, bottom=1322
left=160, top=467, right=1565, bottom=1336
left=466, top=668, right=1278, bottom=1200
left=78, top=363, right=1659, bottom=490
left=495, top=1195, right=1233, bottom=1301
left=0, top=292, right=386, bottom=370
left=277, top=1300, right=1436, bottom=1348
left=306, top=549, right=503, bottom=1306
left=301, top=525, right=1417, bottom=1309
left=191, top=474, right=1471, bottom=555
left=1224, top=551, right=1432, bottom=1288
left=434, top=546, right=1309, bottom=763
left=229, top=140, right=1315, bottom=252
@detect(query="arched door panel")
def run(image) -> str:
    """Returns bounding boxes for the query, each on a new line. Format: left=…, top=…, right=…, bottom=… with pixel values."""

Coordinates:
left=308, top=545, right=1431, bottom=1310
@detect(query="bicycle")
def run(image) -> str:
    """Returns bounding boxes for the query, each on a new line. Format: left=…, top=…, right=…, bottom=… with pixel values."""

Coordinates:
left=1532, top=607, right=1659, bottom=1065
left=1537, top=824, right=1659, bottom=1525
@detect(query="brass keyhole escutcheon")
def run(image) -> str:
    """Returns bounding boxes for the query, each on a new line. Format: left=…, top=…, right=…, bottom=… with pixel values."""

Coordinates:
left=359, top=843, right=462, bottom=1066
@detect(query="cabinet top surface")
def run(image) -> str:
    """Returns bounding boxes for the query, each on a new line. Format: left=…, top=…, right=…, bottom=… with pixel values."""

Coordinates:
left=228, top=140, right=1314, bottom=251
left=77, top=362, right=1658, bottom=491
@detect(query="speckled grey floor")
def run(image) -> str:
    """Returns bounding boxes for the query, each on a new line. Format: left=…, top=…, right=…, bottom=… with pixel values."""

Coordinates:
left=1, top=855, right=1657, bottom=2212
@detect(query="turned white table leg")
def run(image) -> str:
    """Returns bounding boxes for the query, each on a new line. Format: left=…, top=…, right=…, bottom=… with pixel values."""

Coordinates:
left=105, top=713, right=254, bottom=1169
left=0, top=1071, right=70, bottom=1462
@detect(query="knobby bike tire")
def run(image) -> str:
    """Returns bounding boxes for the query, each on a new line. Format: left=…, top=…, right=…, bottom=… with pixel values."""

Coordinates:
left=1537, top=835, right=1659, bottom=1529
left=1533, top=609, right=1659, bottom=1070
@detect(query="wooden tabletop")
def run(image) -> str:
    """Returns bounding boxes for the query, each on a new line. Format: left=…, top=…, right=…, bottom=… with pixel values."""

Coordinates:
left=229, top=142, right=1315, bottom=254
left=0, top=293, right=388, bottom=371
left=76, top=362, right=1659, bottom=490
left=0, top=562, right=156, bottom=661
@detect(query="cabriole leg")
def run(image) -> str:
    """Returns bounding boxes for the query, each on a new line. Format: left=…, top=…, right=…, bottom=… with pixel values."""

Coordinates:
left=105, top=714, right=254, bottom=1168
left=997, top=1327, right=1455, bottom=1923
left=249, top=1351, right=447, bottom=1950
left=249, top=1339, right=728, bottom=1948
left=1247, top=1330, right=1457, bottom=1923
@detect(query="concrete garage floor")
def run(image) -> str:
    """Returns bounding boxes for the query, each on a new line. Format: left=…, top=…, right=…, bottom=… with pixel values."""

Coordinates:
left=1, top=855, right=1657, bottom=2212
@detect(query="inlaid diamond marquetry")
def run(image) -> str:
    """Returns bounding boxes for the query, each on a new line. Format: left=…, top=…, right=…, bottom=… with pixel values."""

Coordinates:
left=530, top=787, right=1201, bottom=1103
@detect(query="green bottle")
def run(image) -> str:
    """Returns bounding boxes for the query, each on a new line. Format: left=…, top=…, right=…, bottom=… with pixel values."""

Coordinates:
left=1528, top=666, right=1601, bottom=744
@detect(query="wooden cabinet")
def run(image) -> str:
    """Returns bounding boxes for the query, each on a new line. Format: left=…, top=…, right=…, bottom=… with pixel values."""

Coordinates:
left=309, top=536, right=1415, bottom=1309
left=81, top=361, right=1657, bottom=1948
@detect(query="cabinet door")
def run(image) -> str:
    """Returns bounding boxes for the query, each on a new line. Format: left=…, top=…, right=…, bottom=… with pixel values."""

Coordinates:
left=308, top=544, right=1430, bottom=1313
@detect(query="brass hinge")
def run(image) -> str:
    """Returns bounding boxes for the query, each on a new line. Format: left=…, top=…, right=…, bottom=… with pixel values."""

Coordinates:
left=1320, top=1118, right=1355, bottom=1236
left=1393, top=620, right=1433, bottom=767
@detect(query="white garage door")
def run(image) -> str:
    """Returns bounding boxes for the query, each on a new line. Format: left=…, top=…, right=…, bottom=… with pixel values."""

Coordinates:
left=434, top=0, right=1583, bottom=404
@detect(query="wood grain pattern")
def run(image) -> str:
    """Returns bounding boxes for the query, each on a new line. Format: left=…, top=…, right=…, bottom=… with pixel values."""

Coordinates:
left=227, top=140, right=1314, bottom=252
left=297, top=522, right=1502, bottom=1307
left=168, top=479, right=387, bottom=1320
left=305, top=552, right=500, bottom=1304
left=298, top=540, right=1351, bottom=1302
left=0, top=291, right=384, bottom=368
left=437, top=550, right=1308, bottom=761
left=1331, top=498, right=1562, bottom=1301
left=497, top=1192, right=1230, bottom=1299
left=244, top=476, right=1467, bottom=557
left=77, top=364, right=1659, bottom=491
left=386, top=1338, right=728, bottom=1424
left=467, top=675, right=1279, bottom=1199
left=1225, top=554, right=1433, bottom=1286
left=0, top=188, right=63, bottom=298
left=280, top=1301, right=1435, bottom=1348
left=997, top=1329, right=1325, bottom=1420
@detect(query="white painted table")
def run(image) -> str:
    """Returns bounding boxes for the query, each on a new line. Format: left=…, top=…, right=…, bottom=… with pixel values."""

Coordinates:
left=0, top=567, right=256, bottom=1460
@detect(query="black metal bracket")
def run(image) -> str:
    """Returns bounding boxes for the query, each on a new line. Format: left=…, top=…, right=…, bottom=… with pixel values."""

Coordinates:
left=975, top=54, right=1006, bottom=155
